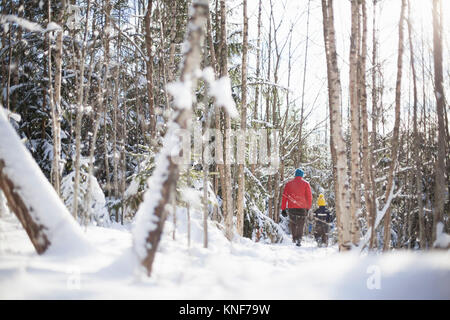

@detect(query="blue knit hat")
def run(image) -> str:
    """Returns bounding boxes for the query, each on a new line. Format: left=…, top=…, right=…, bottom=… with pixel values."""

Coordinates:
left=295, top=168, right=304, bottom=177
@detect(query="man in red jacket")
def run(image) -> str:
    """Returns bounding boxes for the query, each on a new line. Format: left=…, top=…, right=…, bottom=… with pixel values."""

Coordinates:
left=281, top=168, right=312, bottom=246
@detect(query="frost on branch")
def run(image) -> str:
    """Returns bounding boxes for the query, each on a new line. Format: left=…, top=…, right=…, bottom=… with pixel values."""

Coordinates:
left=166, top=80, right=193, bottom=110
left=132, top=0, right=209, bottom=276
left=203, top=67, right=238, bottom=118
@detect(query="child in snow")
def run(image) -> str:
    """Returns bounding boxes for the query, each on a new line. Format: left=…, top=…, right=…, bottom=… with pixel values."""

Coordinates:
left=313, top=194, right=332, bottom=247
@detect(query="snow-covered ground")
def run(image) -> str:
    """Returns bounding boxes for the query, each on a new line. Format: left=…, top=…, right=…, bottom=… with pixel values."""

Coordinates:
left=0, top=209, right=449, bottom=300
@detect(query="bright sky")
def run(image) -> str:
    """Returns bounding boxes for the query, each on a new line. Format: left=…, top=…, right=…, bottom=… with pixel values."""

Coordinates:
left=239, top=0, right=450, bottom=144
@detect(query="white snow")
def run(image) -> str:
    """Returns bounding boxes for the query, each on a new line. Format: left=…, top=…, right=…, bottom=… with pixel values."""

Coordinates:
left=0, top=15, right=44, bottom=32
left=166, top=80, right=193, bottom=110
left=1, top=107, right=22, bottom=123
left=434, top=222, right=450, bottom=249
left=0, top=205, right=449, bottom=299
left=206, top=75, right=239, bottom=118
left=0, top=109, right=93, bottom=256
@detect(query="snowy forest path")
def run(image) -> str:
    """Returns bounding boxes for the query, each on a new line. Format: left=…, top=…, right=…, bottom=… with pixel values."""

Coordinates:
left=1, top=212, right=449, bottom=299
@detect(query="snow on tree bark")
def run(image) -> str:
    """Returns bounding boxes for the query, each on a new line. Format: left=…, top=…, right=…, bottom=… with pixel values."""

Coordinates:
left=144, top=0, right=156, bottom=136
left=383, top=0, right=405, bottom=251
left=406, top=0, right=426, bottom=248
left=236, top=0, right=248, bottom=237
left=349, top=0, right=361, bottom=246
left=0, top=109, right=91, bottom=255
left=432, top=0, right=447, bottom=243
left=133, top=0, right=209, bottom=276
left=360, top=0, right=376, bottom=251
left=321, top=0, right=352, bottom=251
left=219, top=0, right=234, bottom=241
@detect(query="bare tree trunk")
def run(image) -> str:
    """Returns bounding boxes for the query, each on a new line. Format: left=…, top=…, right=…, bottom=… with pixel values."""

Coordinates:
left=369, top=0, right=378, bottom=250
left=72, top=0, right=91, bottom=220
left=120, top=96, right=127, bottom=225
left=251, top=0, right=262, bottom=175
left=360, top=0, right=376, bottom=251
left=144, top=0, right=156, bottom=136
left=202, top=98, right=210, bottom=248
left=236, top=0, right=248, bottom=237
left=47, top=0, right=58, bottom=196
left=266, top=4, right=273, bottom=221
left=5, top=13, right=12, bottom=114
left=158, top=0, right=170, bottom=112
left=432, top=0, right=447, bottom=243
left=349, top=0, right=361, bottom=246
left=84, top=64, right=104, bottom=227
left=135, top=0, right=208, bottom=276
left=167, top=0, right=178, bottom=82
left=383, top=0, right=405, bottom=251
left=406, top=0, right=425, bottom=248
left=112, top=63, right=119, bottom=203
left=297, top=0, right=311, bottom=168
left=52, top=0, right=66, bottom=197
left=321, top=0, right=352, bottom=250
left=219, top=0, right=233, bottom=241
left=101, top=1, right=112, bottom=198
left=253, top=0, right=262, bottom=124
left=205, top=4, right=222, bottom=223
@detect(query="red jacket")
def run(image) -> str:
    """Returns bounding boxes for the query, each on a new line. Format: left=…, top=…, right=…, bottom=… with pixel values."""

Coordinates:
left=281, top=177, right=312, bottom=210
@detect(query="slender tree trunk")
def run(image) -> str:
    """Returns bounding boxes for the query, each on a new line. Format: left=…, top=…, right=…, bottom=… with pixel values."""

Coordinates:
left=158, top=0, right=170, bottom=112
left=52, top=0, right=66, bottom=197
left=167, top=0, right=178, bottom=82
left=135, top=0, right=208, bottom=276
left=406, top=0, right=425, bottom=248
left=369, top=0, right=378, bottom=249
left=5, top=14, right=12, bottom=114
left=205, top=3, right=221, bottom=223
left=266, top=5, right=273, bottom=221
left=297, top=0, right=311, bottom=168
left=47, top=0, right=58, bottom=196
left=251, top=0, right=262, bottom=175
left=84, top=64, right=104, bottom=227
left=202, top=97, right=210, bottom=248
left=236, top=0, right=248, bottom=236
left=321, top=0, right=352, bottom=250
left=253, top=0, right=262, bottom=123
left=144, top=0, right=156, bottom=136
left=219, top=0, right=233, bottom=241
left=349, top=0, right=361, bottom=246
left=112, top=60, right=120, bottom=203
left=383, top=0, right=406, bottom=251
left=432, top=0, right=447, bottom=243
left=102, top=1, right=112, bottom=197
left=360, top=0, right=376, bottom=251
left=72, top=0, right=91, bottom=220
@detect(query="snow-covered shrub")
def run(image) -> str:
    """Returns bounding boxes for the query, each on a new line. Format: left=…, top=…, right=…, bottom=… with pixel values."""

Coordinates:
left=61, top=158, right=108, bottom=226
left=244, top=194, right=287, bottom=244
left=121, top=153, right=156, bottom=220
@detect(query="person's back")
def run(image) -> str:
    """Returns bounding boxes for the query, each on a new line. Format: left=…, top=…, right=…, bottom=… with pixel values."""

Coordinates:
left=281, top=176, right=312, bottom=210
left=281, top=169, right=312, bottom=246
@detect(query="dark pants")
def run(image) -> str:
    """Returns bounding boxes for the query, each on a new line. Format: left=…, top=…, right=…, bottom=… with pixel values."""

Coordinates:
left=313, top=206, right=331, bottom=247
left=314, top=220, right=329, bottom=246
left=288, top=208, right=308, bottom=243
